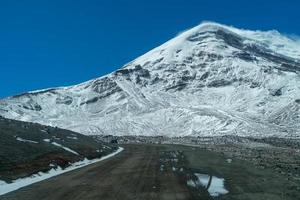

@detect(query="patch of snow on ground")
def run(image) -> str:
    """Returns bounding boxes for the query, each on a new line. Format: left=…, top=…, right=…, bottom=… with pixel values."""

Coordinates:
left=0, top=147, right=124, bottom=196
left=43, top=139, right=79, bottom=155
left=102, top=145, right=112, bottom=149
left=67, top=136, right=78, bottom=140
left=160, top=165, right=164, bottom=171
left=50, top=142, right=79, bottom=155
left=16, top=137, right=38, bottom=144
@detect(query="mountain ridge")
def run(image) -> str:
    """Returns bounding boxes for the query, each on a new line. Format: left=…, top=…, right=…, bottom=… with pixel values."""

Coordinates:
left=1, top=22, right=300, bottom=138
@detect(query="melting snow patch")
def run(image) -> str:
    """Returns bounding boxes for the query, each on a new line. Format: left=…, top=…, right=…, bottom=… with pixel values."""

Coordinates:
left=0, top=147, right=124, bottom=196
left=226, top=159, right=232, bottom=163
left=67, top=136, right=78, bottom=140
left=40, top=130, right=48, bottom=134
left=43, top=139, right=50, bottom=142
left=50, top=142, right=79, bottom=155
left=16, top=137, right=38, bottom=144
left=43, top=139, right=79, bottom=155
left=160, top=164, right=164, bottom=171
left=49, top=163, right=55, bottom=167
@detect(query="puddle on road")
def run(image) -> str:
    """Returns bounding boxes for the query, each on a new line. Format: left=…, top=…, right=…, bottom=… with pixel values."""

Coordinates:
left=187, top=173, right=228, bottom=197
left=159, top=150, right=228, bottom=198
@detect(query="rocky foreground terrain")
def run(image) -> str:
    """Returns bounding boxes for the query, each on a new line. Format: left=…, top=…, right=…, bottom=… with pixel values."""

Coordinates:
left=96, top=135, right=300, bottom=182
left=0, top=116, right=117, bottom=182
left=1, top=144, right=299, bottom=200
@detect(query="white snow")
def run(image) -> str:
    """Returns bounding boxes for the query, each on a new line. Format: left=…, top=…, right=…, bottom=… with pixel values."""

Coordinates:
left=50, top=142, right=79, bottom=155
left=160, top=164, right=164, bottom=171
left=0, top=147, right=124, bottom=196
left=67, top=136, right=78, bottom=140
left=40, top=130, right=48, bottom=133
left=43, top=139, right=50, bottom=142
left=43, top=139, right=79, bottom=155
left=16, top=137, right=38, bottom=144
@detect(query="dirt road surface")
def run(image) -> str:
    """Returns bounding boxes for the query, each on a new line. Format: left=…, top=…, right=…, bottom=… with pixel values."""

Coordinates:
left=1, top=144, right=299, bottom=200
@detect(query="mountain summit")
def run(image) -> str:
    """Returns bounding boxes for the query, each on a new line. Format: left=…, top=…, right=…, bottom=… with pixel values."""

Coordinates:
left=1, top=22, right=300, bottom=137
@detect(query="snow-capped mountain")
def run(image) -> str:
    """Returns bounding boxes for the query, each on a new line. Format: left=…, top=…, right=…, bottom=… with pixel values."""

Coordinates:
left=1, top=22, right=300, bottom=138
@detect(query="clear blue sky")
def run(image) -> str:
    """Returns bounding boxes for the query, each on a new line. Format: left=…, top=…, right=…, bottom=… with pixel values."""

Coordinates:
left=0, top=0, right=299, bottom=98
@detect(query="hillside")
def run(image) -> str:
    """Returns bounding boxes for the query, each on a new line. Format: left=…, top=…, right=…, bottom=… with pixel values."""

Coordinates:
left=0, top=116, right=117, bottom=182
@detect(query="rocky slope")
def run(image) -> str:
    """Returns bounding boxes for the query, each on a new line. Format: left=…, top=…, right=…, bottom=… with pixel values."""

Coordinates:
left=0, top=116, right=116, bottom=182
left=0, top=22, right=299, bottom=138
